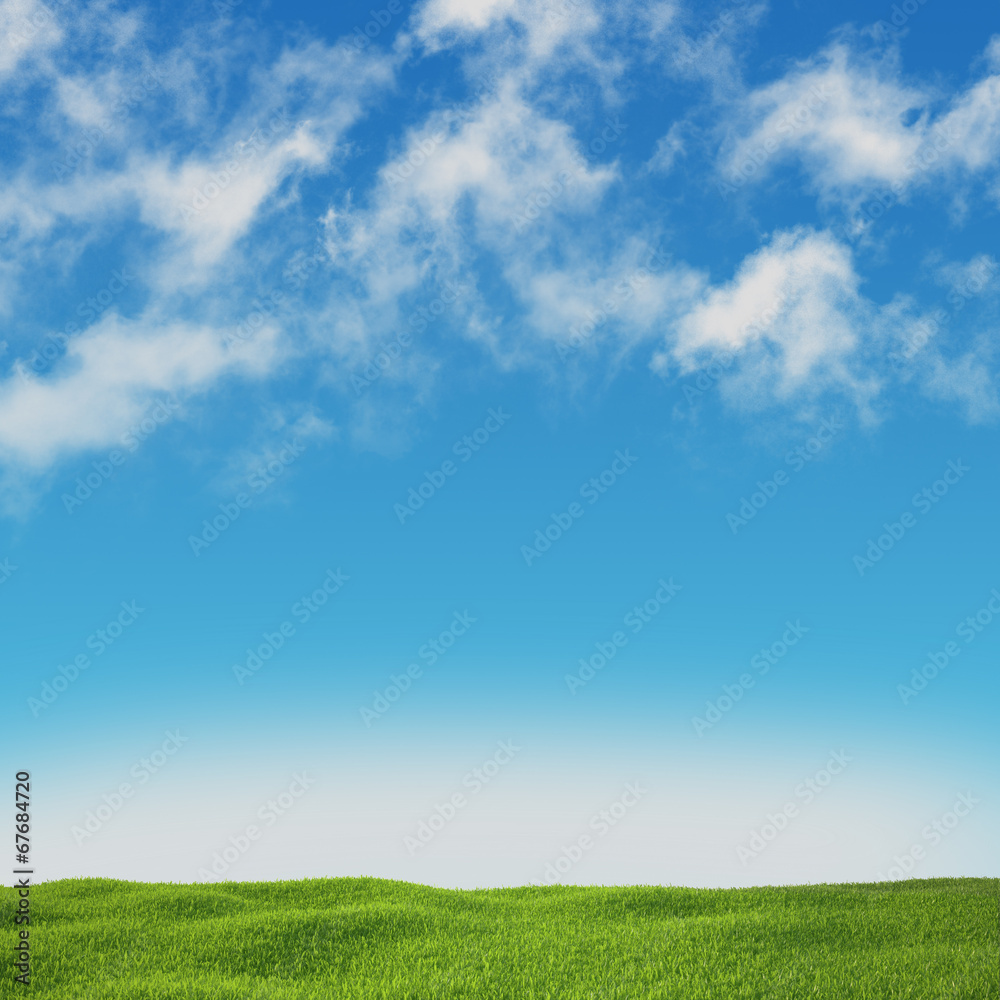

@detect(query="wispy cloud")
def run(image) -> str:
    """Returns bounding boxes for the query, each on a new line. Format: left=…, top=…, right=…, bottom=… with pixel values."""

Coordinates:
left=1, top=0, right=997, bottom=496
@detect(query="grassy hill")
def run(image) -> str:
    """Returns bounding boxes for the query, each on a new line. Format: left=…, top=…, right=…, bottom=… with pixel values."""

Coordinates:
left=2, top=876, right=996, bottom=998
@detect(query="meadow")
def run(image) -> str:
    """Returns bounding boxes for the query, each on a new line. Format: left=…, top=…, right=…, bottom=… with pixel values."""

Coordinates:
left=2, top=876, right=996, bottom=998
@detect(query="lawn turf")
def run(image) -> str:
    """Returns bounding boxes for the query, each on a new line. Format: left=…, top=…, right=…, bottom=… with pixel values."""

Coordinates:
left=1, top=876, right=996, bottom=998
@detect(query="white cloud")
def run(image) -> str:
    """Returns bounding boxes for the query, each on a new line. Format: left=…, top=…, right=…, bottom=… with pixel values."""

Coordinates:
left=0, top=0, right=64, bottom=77
left=654, top=0, right=769, bottom=98
left=0, top=23, right=398, bottom=475
left=936, top=71, right=1000, bottom=173
left=640, top=0, right=679, bottom=43
left=986, top=34, right=1000, bottom=71
left=722, top=44, right=929, bottom=197
left=921, top=345, right=1000, bottom=424
left=931, top=253, right=999, bottom=295
left=0, top=315, right=280, bottom=470
left=206, top=406, right=337, bottom=498
left=1, top=32, right=396, bottom=274
left=409, top=0, right=622, bottom=102
left=514, top=243, right=705, bottom=363
left=321, top=76, right=622, bottom=366
left=722, top=37, right=1000, bottom=207
left=658, top=228, right=879, bottom=405
left=656, top=232, right=1000, bottom=422
left=646, top=122, right=686, bottom=174
left=412, top=0, right=602, bottom=63
left=128, top=115, right=327, bottom=273
left=413, top=0, right=518, bottom=38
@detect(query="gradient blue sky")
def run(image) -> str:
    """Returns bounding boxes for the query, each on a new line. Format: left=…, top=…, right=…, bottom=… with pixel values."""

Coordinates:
left=2, top=0, right=998, bottom=889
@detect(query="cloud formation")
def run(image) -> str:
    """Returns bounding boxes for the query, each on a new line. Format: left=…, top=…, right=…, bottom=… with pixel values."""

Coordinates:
left=0, top=0, right=997, bottom=487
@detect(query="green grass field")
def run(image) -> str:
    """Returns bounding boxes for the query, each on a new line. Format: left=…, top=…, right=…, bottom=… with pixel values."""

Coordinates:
left=2, top=876, right=996, bottom=999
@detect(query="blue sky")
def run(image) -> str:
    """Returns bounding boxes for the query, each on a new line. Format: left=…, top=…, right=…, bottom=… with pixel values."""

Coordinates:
left=2, top=0, right=998, bottom=889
